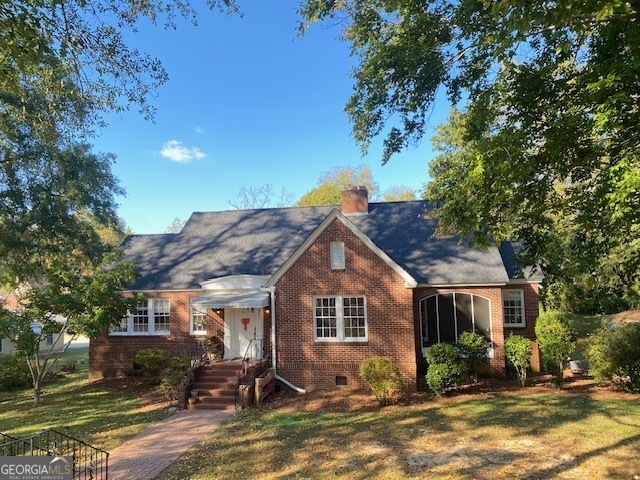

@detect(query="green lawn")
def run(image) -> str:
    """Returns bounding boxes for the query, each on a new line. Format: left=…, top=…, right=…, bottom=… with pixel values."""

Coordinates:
left=0, top=347, right=171, bottom=451
left=156, top=390, right=640, bottom=479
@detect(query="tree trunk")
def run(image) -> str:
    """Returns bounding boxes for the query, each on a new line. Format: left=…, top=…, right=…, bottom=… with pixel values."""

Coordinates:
left=33, top=384, right=41, bottom=406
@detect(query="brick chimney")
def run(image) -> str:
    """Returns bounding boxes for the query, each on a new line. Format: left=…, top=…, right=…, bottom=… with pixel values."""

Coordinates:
left=342, top=186, right=369, bottom=215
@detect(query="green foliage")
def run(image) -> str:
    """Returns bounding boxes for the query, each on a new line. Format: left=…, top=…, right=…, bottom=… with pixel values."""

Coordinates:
left=1, top=1, right=239, bottom=140
left=135, top=348, right=173, bottom=384
left=504, top=334, right=532, bottom=387
left=535, top=311, right=577, bottom=388
left=424, top=343, right=467, bottom=395
left=0, top=355, right=32, bottom=392
left=587, top=324, right=640, bottom=393
left=456, top=331, right=490, bottom=383
left=380, top=185, right=416, bottom=202
left=359, top=357, right=405, bottom=406
left=159, top=368, right=186, bottom=402
left=297, top=165, right=380, bottom=206
left=135, top=348, right=189, bottom=387
left=299, top=0, right=640, bottom=296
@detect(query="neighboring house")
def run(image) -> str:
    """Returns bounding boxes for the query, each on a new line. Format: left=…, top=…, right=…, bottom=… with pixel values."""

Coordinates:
left=89, top=188, right=543, bottom=390
left=0, top=291, right=90, bottom=356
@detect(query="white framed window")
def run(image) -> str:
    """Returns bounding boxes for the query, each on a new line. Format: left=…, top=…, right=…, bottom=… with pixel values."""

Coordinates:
left=153, top=299, right=170, bottom=333
left=191, top=307, right=207, bottom=335
left=503, top=290, right=525, bottom=327
left=111, top=298, right=171, bottom=336
left=314, top=295, right=367, bottom=342
left=330, top=242, right=345, bottom=270
left=45, top=333, right=54, bottom=346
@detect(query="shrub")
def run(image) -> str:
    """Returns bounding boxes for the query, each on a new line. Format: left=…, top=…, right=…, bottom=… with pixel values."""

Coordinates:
left=504, top=334, right=532, bottom=387
left=424, top=343, right=467, bottom=395
left=587, top=323, right=640, bottom=393
left=456, top=331, right=491, bottom=383
left=135, top=348, right=173, bottom=383
left=0, top=355, right=32, bottom=392
left=359, top=357, right=405, bottom=406
left=159, top=368, right=186, bottom=402
left=534, top=311, right=576, bottom=388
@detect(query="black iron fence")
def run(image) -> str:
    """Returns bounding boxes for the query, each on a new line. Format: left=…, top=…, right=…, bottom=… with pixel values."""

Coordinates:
left=0, top=429, right=109, bottom=479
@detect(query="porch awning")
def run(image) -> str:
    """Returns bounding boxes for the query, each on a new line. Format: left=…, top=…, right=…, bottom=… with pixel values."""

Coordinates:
left=191, top=291, right=269, bottom=309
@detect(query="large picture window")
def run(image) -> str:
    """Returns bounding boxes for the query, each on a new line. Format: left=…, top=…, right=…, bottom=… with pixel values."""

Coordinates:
left=314, top=295, right=367, bottom=342
left=419, top=293, right=492, bottom=350
left=503, top=290, right=525, bottom=327
left=111, top=298, right=171, bottom=336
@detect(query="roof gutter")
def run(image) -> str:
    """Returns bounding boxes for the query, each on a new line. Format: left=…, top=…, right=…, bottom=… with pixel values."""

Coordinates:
left=263, top=286, right=306, bottom=394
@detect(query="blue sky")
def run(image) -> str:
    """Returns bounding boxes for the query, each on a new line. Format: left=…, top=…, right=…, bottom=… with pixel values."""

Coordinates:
left=92, top=2, right=450, bottom=234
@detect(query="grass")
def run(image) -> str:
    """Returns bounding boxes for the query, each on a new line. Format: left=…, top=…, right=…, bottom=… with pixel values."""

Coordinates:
left=0, top=347, right=171, bottom=451
left=156, top=391, right=640, bottom=479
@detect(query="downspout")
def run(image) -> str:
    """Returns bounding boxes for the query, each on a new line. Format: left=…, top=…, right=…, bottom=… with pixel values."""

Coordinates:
left=266, top=286, right=306, bottom=394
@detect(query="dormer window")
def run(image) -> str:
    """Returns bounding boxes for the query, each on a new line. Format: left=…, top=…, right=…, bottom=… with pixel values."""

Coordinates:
left=330, top=242, right=345, bottom=270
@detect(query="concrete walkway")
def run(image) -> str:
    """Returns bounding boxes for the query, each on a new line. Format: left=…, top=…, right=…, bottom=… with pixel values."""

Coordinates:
left=108, top=409, right=234, bottom=479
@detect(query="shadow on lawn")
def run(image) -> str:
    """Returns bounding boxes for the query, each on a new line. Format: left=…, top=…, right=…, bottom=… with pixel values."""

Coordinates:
left=184, top=394, right=639, bottom=480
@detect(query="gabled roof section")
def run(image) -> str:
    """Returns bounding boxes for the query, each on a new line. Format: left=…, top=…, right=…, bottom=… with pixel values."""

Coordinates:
left=119, top=201, right=541, bottom=291
left=264, top=209, right=418, bottom=288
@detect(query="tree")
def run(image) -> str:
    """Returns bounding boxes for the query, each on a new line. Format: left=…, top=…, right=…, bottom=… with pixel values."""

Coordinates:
left=299, top=0, right=640, bottom=288
left=0, top=255, right=137, bottom=405
left=229, top=184, right=295, bottom=210
left=165, top=217, right=187, bottom=234
left=381, top=185, right=416, bottom=202
left=297, top=165, right=380, bottom=206
left=504, top=334, right=533, bottom=387
left=1, top=0, right=238, bottom=140
left=534, top=311, right=576, bottom=388
left=0, top=108, right=137, bottom=405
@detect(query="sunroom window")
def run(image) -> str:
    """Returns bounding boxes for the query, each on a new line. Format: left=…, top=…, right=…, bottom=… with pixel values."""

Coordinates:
left=419, top=293, right=492, bottom=350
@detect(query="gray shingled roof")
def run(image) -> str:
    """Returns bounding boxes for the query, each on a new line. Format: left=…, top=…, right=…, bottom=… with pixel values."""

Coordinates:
left=121, top=201, right=540, bottom=290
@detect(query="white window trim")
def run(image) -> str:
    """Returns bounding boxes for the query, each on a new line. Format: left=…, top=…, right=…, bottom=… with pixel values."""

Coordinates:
left=110, top=298, right=171, bottom=336
left=190, top=305, right=208, bottom=336
left=313, top=295, right=368, bottom=342
left=330, top=242, right=346, bottom=270
left=502, top=289, right=526, bottom=328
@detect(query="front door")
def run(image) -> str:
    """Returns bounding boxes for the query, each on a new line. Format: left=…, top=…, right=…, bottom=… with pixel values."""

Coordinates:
left=224, top=308, right=263, bottom=359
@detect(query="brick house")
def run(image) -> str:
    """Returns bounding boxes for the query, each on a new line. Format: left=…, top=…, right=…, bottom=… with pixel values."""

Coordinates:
left=89, top=187, right=542, bottom=391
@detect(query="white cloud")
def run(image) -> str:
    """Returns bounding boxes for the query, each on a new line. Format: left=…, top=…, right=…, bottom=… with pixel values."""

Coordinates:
left=160, top=140, right=206, bottom=163
left=194, top=126, right=205, bottom=134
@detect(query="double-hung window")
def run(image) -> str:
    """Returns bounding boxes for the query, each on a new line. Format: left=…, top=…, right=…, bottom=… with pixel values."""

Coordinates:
left=314, top=295, right=367, bottom=342
left=111, top=298, right=171, bottom=335
left=502, top=290, right=525, bottom=327
left=191, top=307, right=207, bottom=335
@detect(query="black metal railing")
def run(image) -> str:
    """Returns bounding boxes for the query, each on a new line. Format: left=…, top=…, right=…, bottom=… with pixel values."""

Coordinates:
left=233, top=338, right=266, bottom=410
left=0, top=429, right=109, bottom=479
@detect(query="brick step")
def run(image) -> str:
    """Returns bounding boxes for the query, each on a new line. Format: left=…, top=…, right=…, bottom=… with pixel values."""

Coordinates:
left=186, top=402, right=235, bottom=411
left=198, top=367, right=239, bottom=375
left=196, top=373, right=238, bottom=380
left=191, top=388, right=235, bottom=397
left=197, top=395, right=234, bottom=404
left=193, top=381, right=236, bottom=389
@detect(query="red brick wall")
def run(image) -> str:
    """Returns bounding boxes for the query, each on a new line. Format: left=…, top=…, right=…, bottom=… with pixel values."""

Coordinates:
left=413, top=287, right=507, bottom=378
left=275, top=219, right=417, bottom=390
left=503, top=283, right=541, bottom=371
left=89, top=291, right=225, bottom=379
